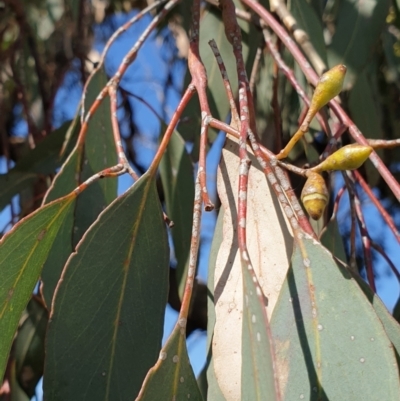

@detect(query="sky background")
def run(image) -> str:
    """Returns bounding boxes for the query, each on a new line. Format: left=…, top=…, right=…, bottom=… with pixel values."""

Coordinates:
left=0, top=7, right=399, bottom=400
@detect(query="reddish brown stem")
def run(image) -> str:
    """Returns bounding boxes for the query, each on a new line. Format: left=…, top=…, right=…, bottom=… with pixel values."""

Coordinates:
left=81, top=0, right=167, bottom=120
left=109, top=85, right=139, bottom=180
left=73, top=164, right=126, bottom=196
left=188, top=0, right=214, bottom=211
left=354, top=195, right=376, bottom=292
left=179, top=173, right=202, bottom=320
left=370, top=241, right=400, bottom=284
left=148, top=86, right=195, bottom=175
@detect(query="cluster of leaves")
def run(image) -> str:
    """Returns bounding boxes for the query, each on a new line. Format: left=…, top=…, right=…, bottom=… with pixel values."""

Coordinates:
left=0, top=0, right=400, bottom=401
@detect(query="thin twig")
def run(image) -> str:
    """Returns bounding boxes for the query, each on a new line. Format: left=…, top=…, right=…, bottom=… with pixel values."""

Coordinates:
left=249, top=46, right=263, bottom=95
left=148, top=86, right=195, bottom=174
left=319, top=185, right=347, bottom=240
left=187, top=0, right=214, bottom=211
left=208, top=39, right=240, bottom=128
left=109, top=85, right=140, bottom=181
left=73, top=164, right=126, bottom=196
left=343, top=172, right=376, bottom=291
left=370, top=241, right=400, bottom=284
left=368, top=138, right=400, bottom=149
left=81, top=0, right=167, bottom=120
left=353, top=170, right=400, bottom=244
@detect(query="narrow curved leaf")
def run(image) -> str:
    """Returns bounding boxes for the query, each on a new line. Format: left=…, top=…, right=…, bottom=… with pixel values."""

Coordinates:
left=327, top=0, right=390, bottom=87
left=206, top=207, right=227, bottom=401
left=271, top=236, right=400, bottom=400
left=351, top=271, right=400, bottom=360
left=160, top=130, right=194, bottom=298
left=214, top=138, right=293, bottom=400
left=40, top=67, right=117, bottom=307
left=13, top=297, right=48, bottom=398
left=241, top=262, right=279, bottom=401
left=320, top=218, right=347, bottom=263
left=0, top=193, right=76, bottom=379
left=135, top=324, right=203, bottom=401
left=44, top=172, right=169, bottom=401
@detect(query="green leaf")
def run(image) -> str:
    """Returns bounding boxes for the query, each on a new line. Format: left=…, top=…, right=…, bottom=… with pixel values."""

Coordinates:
left=320, top=218, right=347, bottom=263
left=206, top=208, right=227, bottom=401
left=13, top=297, right=48, bottom=398
left=327, top=0, right=390, bottom=87
left=289, top=0, right=328, bottom=65
left=135, top=324, right=203, bottom=401
left=40, top=67, right=117, bottom=307
left=44, top=173, right=169, bottom=401
left=309, top=0, right=325, bottom=18
left=43, top=66, right=117, bottom=235
left=73, top=66, right=118, bottom=240
left=351, top=273, right=400, bottom=361
left=271, top=236, right=400, bottom=400
left=0, top=193, right=75, bottom=379
left=241, top=262, right=278, bottom=400
left=40, top=149, right=80, bottom=308
left=160, top=130, right=194, bottom=298
left=39, top=205, right=75, bottom=308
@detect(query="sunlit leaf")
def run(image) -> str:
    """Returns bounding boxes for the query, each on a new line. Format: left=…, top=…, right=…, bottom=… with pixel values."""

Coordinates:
left=213, top=138, right=293, bottom=399
left=271, top=236, right=400, bottom=400
left=352, top=272, right=400, bottom=361
left=44, top=173, right=169, bottom=401
left=241, top=261, right=279, bottom=400
left=206, top=208, right=226, bottom=401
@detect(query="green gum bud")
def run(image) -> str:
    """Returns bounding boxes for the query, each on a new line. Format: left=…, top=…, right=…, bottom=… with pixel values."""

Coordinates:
left=313, top=144, right=373, bottom=173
